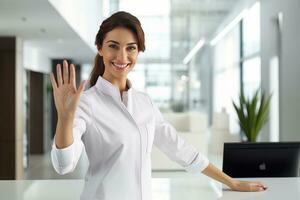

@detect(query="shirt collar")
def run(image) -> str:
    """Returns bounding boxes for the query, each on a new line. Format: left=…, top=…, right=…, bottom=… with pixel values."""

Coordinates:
left=95, top=76, right=133, bottom=101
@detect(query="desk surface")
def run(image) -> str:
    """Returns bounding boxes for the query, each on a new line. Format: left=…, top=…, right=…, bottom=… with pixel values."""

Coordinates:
left=0, top=177, right=299, bottom=200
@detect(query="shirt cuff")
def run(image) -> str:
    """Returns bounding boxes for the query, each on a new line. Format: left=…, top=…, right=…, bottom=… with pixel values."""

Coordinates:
left=51, top=142, right=75, bottom=169
left=184, top=153, right=210, bottom=174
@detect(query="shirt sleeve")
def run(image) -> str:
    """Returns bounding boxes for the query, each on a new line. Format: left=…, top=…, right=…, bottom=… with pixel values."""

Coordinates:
left=51, top=94, right=92, bottom=175
left=151, top=102, right=209, bottom=173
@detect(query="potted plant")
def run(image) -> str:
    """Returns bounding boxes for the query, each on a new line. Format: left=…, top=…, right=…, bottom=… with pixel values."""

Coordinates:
left=232, top=89, right=272, bottom=142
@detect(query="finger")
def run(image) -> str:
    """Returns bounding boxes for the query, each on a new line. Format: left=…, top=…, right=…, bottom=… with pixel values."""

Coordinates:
left=256, top=183, right=267, bottom=190
left=56, top=64, right=63, bottom=86
left=70, top=63, right=76, bottom=89
left=63, top=60, right=69, bottom=84
left=50, top=72, right=58, bottom=90
left=254, top=182, right=266, bottom=188
left=78, top=80, right=86, bottom=94
left=255, top=185, right=265, bottom=191
left=251, top=183, right=265, bottom=192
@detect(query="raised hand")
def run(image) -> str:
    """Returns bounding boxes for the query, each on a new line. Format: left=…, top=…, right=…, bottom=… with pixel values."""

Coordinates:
left=50, top=60, right=86, bottom=121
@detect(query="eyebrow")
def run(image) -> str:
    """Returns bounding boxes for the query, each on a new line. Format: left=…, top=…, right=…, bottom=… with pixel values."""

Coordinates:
left=106, top=40, right=137, bottom=46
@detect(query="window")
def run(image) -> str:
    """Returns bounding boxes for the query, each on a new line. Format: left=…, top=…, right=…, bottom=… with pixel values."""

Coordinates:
left=242, top=56, right=261, bottom=96
left=241, top=2, right=261, bottom=97
left=242, top=2, right=260, bottom=57
left=129, top=63, right=172, bottom=108
left=213, top=2, right=261, bottom=134
left=213, top=25, right=241, bottom=134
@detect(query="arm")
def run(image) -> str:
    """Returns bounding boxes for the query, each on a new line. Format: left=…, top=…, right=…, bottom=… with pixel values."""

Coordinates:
left=202, top=163, right=267, bottom=192
left=54, top=117, right=74, bottom=149
left=150, top=101, right=267, bottom=192
left=50, top=60, right=86, bottom=175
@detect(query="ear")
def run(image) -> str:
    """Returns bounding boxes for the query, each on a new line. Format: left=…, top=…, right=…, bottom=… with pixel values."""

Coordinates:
left=98, top=50, right=103, bottom=57
left=97, top=45, right=103, bottom=56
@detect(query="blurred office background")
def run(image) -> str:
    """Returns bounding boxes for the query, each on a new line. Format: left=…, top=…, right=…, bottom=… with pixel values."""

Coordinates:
left=0, top=0, right=299, bottom=181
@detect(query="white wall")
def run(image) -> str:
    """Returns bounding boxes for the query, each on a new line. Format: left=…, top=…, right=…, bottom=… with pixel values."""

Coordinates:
left=23, top=42, right=51, bottom=73
left=260, top=0, right=300, bottom=141
left=48, top=0, right=102, bottom=51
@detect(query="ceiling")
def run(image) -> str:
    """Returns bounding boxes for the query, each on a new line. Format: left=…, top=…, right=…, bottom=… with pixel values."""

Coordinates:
left=0, top=0, right=95, bottom=64
left=0, top=0, right=240, bottom=65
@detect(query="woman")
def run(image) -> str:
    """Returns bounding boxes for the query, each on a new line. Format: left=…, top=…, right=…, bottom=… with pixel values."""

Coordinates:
left=50, top=11, right=267, bottom=200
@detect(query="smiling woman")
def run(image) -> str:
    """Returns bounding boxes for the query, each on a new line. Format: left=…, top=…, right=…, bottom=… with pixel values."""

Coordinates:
left=50, top=11, right=267, bottom=200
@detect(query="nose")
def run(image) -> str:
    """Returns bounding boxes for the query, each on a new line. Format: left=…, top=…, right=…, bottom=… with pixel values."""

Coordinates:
left=116, top=49, right=128, bottom=64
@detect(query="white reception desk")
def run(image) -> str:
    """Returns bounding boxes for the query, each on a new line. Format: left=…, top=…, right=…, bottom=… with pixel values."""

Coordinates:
left=0, top=177, right=299, bottom=200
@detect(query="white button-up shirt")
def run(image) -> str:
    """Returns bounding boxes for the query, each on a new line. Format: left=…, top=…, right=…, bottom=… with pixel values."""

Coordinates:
left=51, top=76, right=209, bottom=200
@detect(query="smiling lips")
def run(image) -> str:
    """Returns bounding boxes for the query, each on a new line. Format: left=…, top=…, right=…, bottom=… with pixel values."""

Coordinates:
left=112, top=62, right=129, bottom=70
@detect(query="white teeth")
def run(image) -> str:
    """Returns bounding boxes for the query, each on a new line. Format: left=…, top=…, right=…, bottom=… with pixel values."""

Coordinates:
left=112, top=62, right=128, bottom=68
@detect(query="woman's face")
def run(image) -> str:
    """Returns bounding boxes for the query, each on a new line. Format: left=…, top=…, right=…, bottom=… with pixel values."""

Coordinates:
left=98, top=27, right=139, bottom=80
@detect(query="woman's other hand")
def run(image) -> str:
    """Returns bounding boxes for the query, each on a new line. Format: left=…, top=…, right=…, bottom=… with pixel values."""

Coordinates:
left=50, top=60, right=86, bottom=121
left=202, top=163, right=267, bottom=192
left=230, top=179, right=267, bottom=192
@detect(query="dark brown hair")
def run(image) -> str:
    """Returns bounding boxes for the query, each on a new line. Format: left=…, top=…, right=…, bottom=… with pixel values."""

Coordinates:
left=89, top=11, right=145, bottom=87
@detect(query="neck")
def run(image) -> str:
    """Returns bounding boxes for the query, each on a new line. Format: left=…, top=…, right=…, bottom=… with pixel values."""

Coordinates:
left=102, top=74, right=128, bottom=93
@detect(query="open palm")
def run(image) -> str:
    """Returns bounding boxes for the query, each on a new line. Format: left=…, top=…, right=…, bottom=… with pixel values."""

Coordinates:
left=50, top=60, right=85, bottom=120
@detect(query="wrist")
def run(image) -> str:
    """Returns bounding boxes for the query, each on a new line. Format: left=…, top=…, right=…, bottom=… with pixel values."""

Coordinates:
left=228, top=178, right=238, bottom=189
left=57, top=112, right=75, bottom=122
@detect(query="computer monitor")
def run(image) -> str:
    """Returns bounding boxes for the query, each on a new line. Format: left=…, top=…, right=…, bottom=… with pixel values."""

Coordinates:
left=222, top=142, right=300, bottom=177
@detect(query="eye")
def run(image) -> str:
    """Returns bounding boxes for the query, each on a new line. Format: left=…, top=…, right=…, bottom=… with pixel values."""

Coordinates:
left=127, top=46, right=137, bottom=51
left=108, top=44, right=118, bottom=49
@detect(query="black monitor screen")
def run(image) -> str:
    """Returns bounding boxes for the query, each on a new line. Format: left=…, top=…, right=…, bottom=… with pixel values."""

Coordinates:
left=222, top=142, right=300, bottom=177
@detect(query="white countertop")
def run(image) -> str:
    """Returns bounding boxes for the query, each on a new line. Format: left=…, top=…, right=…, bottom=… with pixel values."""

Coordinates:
left=0, top=177, right=299, bottom=200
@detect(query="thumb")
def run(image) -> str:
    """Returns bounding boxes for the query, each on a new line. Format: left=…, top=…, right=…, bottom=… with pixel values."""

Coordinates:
left=77, top=80, right=86, bottom=95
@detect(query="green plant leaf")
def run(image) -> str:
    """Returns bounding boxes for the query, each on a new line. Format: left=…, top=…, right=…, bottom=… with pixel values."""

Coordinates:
left=248, top=90, right=260, bottom=141
left=251, top=90, right=260, bottom=141
left=232, top=88, right=272, bottom=142
left=233, top=99, right=246, bottom=137
left=255, top=94, right=272, bottom=139
left=233, top=101, right=247, bottom=132
left=238, top=92, right=252, bottom=139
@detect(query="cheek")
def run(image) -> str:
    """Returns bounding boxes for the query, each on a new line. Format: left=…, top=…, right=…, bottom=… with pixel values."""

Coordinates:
left=129, top=54, right=138, bottom=63
left=102, top=52, right=114, bottom=63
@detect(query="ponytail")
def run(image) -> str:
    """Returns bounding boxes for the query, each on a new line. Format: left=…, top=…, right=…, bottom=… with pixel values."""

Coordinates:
left=89, top=54, right=105, bottom=87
